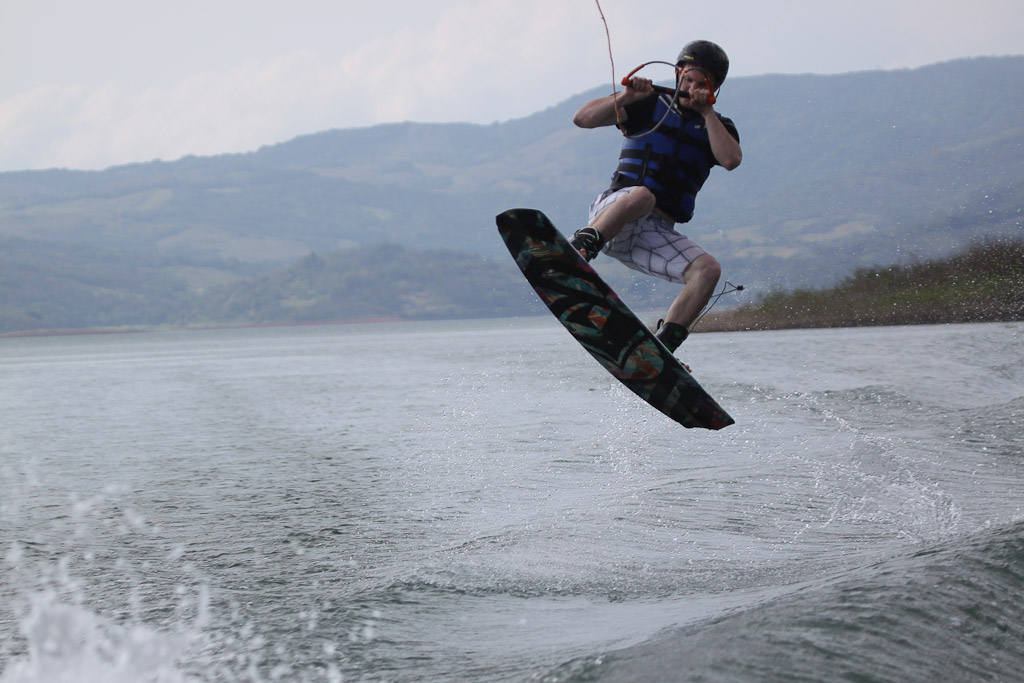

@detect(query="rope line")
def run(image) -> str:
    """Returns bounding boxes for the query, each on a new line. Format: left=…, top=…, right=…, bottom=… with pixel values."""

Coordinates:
left=592, top=1, right=682, bottom=139
left=691, top=281, right=745, bottom=330
left=592, top=0, right=623, bottom=127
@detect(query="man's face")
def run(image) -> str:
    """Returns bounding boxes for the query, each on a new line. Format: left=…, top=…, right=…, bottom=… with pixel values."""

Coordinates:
left=676, top=67, right=714, bottom=99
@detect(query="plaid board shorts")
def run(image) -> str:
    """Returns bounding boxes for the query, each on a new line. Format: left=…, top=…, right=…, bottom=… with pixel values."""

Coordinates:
left=587, top=187, right=707, bottom=284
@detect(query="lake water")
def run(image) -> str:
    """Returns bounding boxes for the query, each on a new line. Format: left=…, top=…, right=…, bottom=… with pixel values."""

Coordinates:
left=2, top=319, right=1022, bottom=682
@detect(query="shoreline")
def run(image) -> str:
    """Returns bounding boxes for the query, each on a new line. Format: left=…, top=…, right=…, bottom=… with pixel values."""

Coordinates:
left=3, top=312, right=1021, bottom=342
left=0, top=316, right=409, bottom=340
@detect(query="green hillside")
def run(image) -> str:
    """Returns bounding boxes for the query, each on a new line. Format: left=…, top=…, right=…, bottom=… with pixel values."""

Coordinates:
left=184, top=246, right=539, bottom=325
left=0, top=56, right=1022, bottom=334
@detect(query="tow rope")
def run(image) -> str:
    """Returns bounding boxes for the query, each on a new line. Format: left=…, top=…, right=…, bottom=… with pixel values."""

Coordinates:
left=692, top=281, right=745, bottom=330
left=592, top=0, right=706, bottom=139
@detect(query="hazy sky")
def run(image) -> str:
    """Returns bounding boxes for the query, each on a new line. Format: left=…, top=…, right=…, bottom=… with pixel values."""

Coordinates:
left=1, top=0, right=1021, bottom=171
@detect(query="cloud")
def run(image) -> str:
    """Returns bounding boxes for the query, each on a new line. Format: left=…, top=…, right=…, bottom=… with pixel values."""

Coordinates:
left=0, top=0, right=605, bottom=170
left=0, top=54, right=325, bottom=170
left=1, top=0, right=1021, bottom=171
left=314, top=0, right=604, bottom=124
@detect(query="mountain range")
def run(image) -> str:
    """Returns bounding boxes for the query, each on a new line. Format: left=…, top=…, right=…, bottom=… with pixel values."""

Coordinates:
left=1, top=56, right=1021, bottom=333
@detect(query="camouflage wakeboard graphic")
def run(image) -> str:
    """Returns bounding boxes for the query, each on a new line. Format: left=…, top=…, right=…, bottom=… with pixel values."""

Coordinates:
left=496, top=208, right=734, bottom=430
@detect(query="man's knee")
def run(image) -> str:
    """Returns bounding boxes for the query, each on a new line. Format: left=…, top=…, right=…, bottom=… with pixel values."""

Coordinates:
left=686, top=253, right=721, bottom=284
left=704, top=255, right=722, bottom=282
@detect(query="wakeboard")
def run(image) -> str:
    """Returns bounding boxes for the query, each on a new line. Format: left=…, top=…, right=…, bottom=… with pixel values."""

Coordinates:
left=496, top=208, right=734, bottom=430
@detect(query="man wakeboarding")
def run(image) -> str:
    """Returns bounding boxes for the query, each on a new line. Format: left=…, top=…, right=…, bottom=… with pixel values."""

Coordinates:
left=570, top=40, right=742, bottom=357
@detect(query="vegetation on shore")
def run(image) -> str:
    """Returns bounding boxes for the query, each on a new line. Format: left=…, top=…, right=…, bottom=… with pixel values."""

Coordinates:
left=700, top=238, right=1024, bottom=333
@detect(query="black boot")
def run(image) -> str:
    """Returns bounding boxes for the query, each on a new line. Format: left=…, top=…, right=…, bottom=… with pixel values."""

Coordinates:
left=655, top=320, right=689, bottom=352
left=568, top=227, right=605, bottom=262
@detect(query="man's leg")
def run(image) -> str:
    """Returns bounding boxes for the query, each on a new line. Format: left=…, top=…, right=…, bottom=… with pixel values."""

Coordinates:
left=589, top=186, right=656, bottom=242
left=657, top=253, right=721, bottom=350
left=572, top=187, right=656, bottom=261
left=667, top=253, right=722, bottom=328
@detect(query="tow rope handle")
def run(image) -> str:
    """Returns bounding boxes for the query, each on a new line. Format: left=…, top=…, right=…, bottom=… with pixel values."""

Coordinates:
left=620, top=64, right=716, bottom=105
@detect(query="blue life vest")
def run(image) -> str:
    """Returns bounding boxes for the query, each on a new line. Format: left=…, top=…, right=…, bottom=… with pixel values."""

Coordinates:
left=611, top=95, right=737, bottom=223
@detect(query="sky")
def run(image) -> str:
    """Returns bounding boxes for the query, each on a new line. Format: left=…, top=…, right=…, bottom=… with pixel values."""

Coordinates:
left=1, top=0, right=1021, bottom=172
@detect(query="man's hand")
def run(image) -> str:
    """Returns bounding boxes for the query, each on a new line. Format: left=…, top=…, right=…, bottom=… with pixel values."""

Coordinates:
left=686, top=85, right=716, bottom=116
left=573, top=76, right=654, bottom=129
left=620, top=76, right=654, bottom=105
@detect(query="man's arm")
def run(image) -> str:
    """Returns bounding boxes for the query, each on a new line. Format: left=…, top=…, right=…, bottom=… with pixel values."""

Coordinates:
left=572, top=78, right=654, bottom=129
left=704, top=113, right=742, bottom=170
left=687, top=88, right=742, bottom=170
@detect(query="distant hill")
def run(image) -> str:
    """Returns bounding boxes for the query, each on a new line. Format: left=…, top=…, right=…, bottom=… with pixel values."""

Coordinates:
left=184, top=246, right=540, bottom=326
left=0, top=56, right=1021, bottom=334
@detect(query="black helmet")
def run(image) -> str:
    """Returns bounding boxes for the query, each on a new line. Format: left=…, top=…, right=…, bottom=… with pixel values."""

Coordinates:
left=676, top=40, right=729, bottom=88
